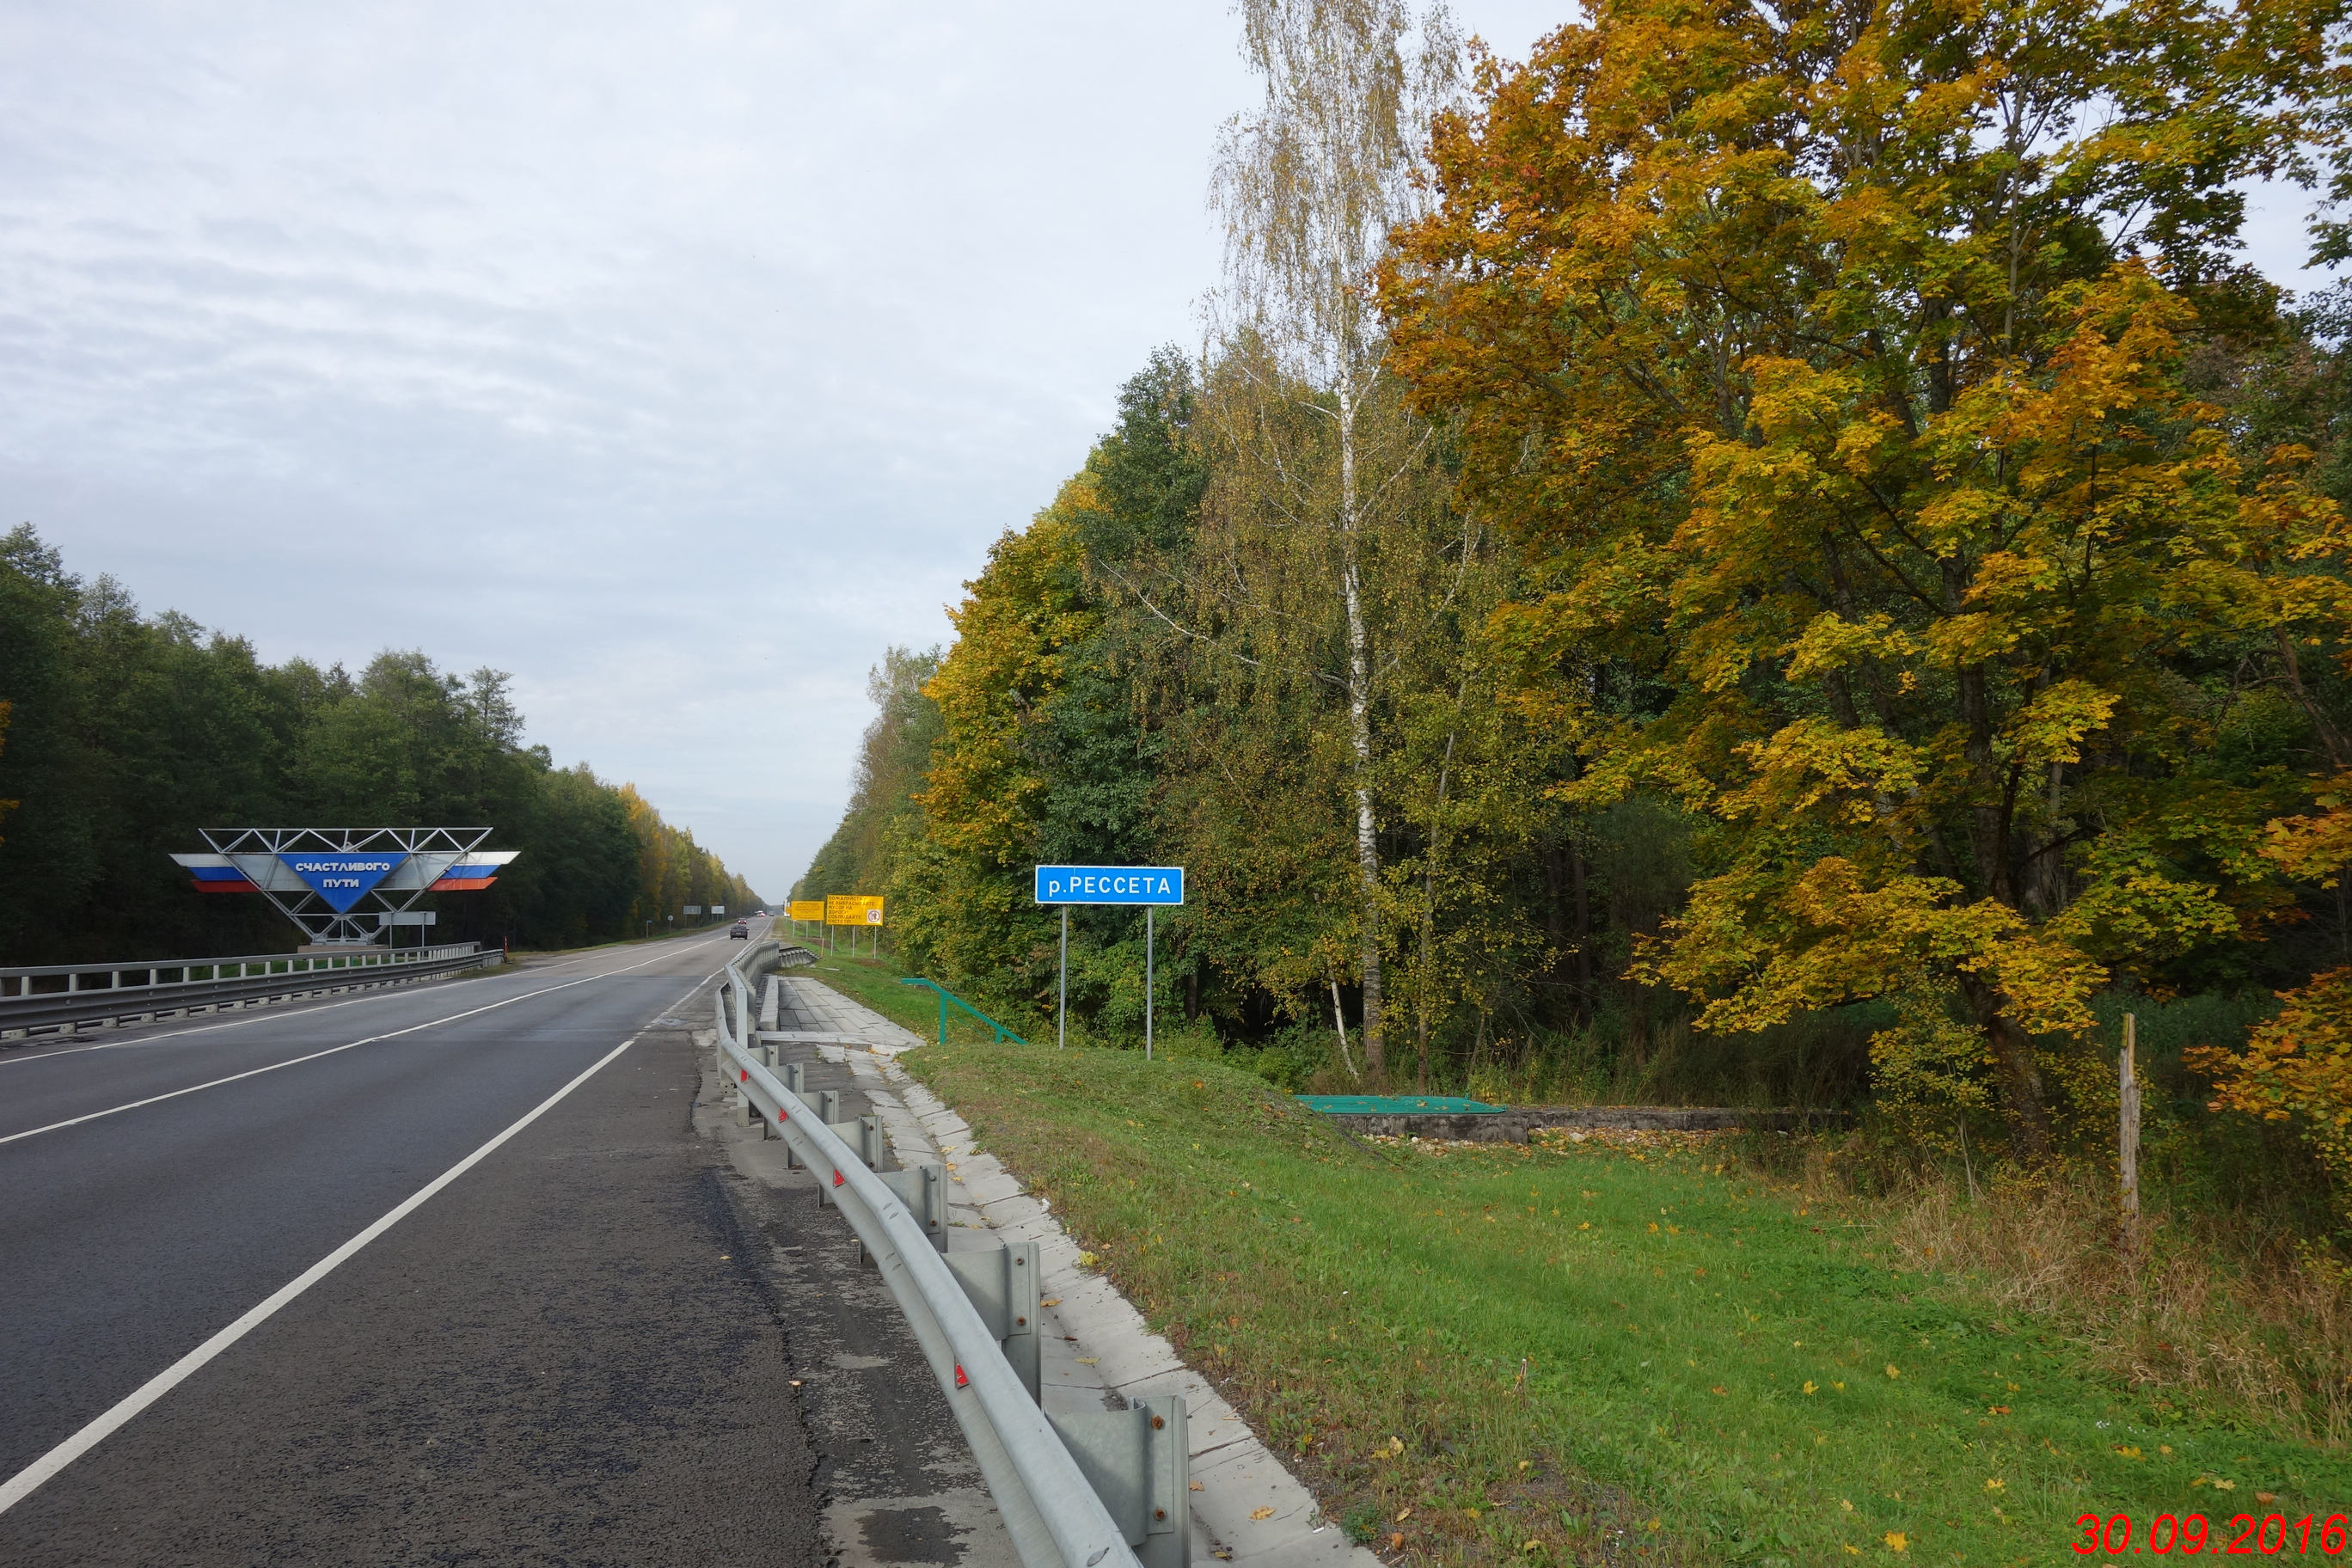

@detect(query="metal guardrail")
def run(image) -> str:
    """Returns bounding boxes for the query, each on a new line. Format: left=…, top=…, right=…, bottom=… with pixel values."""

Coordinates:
left=0, top=942, right=496, bottom=1038
left=898, top=976, right=1029, bottom=1044
left=715, top=942, right=1183, bottom=1568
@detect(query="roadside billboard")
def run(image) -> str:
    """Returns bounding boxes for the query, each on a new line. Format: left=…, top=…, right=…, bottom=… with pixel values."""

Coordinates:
left=788, top=900, right=824, bottom=922
left=825, top=894, right=885, bottom=927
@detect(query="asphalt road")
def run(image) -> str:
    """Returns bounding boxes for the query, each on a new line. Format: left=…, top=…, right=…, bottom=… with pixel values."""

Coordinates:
left=0, top=922, right=842, bottom=1565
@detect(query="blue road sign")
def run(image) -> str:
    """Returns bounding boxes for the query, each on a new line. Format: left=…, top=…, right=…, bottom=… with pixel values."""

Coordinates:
left=1033, top=865, right=1185, bottom=905
left=279, top=851, right=404, bottom=913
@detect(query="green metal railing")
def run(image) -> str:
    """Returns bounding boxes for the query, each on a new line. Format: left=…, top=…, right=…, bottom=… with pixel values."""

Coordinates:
left=897, top=977, right=1028, bottom=1045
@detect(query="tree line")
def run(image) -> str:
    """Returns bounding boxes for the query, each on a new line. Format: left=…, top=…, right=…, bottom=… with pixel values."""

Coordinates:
left=796, top=0, right=2352, bottom=1216
left=0, top=524, right=759, bottom=963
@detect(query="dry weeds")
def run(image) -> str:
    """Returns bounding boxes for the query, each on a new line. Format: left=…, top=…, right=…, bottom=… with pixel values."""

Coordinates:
left=1862, top=1165, right=2352, bottom=1446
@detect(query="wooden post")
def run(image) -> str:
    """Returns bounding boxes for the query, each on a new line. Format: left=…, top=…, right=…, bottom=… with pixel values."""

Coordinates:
left=2119, top=1012, right=2141, bottom=1256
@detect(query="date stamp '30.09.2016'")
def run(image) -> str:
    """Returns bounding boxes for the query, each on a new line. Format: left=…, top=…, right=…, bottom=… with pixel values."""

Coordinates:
left=2073, top=1512, right=2351, bottom=1554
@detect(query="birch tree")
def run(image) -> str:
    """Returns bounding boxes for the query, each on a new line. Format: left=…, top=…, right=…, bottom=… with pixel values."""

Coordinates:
left=1208, top=0, right=1458, bottom=1079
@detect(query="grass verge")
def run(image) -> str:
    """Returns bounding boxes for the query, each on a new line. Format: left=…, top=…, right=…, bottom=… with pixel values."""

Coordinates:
left=773, top=934, right=1036, bottom=1050
left=906, top=1041, right=2352, bottom=1565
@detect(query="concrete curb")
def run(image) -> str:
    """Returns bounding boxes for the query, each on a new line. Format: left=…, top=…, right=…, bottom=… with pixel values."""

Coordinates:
left=767, top=975, right=929, bottom=1057
left=787, top=986, right=1373, bottom=1568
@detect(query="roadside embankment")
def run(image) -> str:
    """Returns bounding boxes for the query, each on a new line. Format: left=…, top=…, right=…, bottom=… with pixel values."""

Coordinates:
left=904, top=1044, right=2352, bottom=1565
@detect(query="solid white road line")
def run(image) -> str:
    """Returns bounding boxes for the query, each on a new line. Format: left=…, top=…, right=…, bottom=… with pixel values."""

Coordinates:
left=0, top=945, right=701, bottom=1147
left=0, top=971, right=714, bottom=1520
left=0, top=932, right=733, bottom=1069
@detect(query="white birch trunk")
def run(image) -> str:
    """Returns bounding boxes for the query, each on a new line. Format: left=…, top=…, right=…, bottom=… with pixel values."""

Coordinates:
left=1338, top=363, right=1383, bottom=1078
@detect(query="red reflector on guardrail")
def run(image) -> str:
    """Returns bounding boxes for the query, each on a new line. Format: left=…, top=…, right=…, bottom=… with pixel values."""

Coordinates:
left=832, top=1169, right=845, bottom=1187
left=738, top=1069, right=748, bottom=1081
left=954, top=1363, right=968, bottom=1388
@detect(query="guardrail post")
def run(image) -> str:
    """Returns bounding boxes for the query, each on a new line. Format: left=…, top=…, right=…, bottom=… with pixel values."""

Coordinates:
left=945, top=1240, right=1039, bottom=1394
left=876, top=1163, right=947, bottom=1256
left=817, top=1091, right=850, bottom=1205
left=784, top=1063, right=806, bottom=1167
left=1047, top=1399, right=1189, bottom=1568
left=730, top=1026, right=755, bottom=1126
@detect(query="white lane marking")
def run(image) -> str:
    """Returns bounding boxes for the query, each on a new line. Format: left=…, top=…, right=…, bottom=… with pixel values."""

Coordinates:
left=0, top=934, right=733, bottom=1069
left=0, top=945, right=704, bottom=1147
left=0, top=967, right=714, bottom=1520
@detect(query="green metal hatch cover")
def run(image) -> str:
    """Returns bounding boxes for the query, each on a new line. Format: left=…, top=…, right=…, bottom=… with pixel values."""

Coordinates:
left=1295, top=1094, right=1509, bottom=1115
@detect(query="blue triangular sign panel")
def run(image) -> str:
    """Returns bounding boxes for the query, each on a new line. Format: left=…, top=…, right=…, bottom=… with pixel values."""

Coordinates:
left=279, top=851, right=406, bottom=913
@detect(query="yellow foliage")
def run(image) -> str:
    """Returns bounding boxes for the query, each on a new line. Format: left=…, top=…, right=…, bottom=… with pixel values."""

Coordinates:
left=891, top=475, right=1100, bottom=986
left=2189, top=970, right=2352, bottom=1221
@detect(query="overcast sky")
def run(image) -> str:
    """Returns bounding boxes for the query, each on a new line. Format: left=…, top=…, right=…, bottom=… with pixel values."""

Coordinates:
left=1, top=2, right=2335, bottom=900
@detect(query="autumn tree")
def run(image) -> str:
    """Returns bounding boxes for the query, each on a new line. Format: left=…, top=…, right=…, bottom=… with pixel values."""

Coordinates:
left=797, top=646, right=944, bottom=903
left=1203, top=0, right=1461, bottom=1079
left=1387, top=0, right=2349, bottom=1155
left=889, top=481, right=1099, bottom=1001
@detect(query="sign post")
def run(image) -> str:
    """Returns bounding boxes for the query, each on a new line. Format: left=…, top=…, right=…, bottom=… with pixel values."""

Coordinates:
left=1032, top=865, right=1185, bottom=1059
left=825, top=894, right=885, bottom=957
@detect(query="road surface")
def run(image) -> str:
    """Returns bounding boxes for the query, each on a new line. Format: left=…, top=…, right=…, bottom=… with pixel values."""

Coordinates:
left=0, top=922, right=994, bottom=1566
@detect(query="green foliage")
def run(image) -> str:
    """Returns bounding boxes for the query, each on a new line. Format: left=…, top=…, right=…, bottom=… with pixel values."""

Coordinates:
left=0, top=524, right=755, bottom=961
left=795, top=645, right=943, bottom=903
left=1866, top=985, right=1996, bottom=1151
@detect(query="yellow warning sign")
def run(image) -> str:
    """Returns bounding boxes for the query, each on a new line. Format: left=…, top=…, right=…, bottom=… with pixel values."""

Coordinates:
left=787, top=900, right=824, bottom=922
left=825, top=894, right=885, bottom=927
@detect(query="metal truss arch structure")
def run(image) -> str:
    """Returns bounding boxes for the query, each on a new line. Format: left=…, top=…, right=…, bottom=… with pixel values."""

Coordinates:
left=171, top=827, right=520, bottom=946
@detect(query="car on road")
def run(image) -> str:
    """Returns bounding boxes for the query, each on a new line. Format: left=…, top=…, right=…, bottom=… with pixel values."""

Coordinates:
left=729, top=920, right=750, bottom=939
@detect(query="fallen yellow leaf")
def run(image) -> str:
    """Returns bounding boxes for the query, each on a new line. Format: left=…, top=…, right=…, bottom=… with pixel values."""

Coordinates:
left=1076, top=1357, right=1099, bottom=1365
left=1394, top=1508, right=1412, bottom=1522
left=1250, top=1507, right=1275, bottom=1522
left=1884, top=1531, right=1908, bottom=1553
left=1884, top=1364, right=1901, bottom=1379
left=1040, top=1297, right=1061, bottom=1307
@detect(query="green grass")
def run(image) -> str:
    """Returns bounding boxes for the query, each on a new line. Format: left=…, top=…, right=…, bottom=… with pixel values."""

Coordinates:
left=907, top=1041, right=2352, bottom=1566
left=771, top=930, right=1033, bottom=1049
